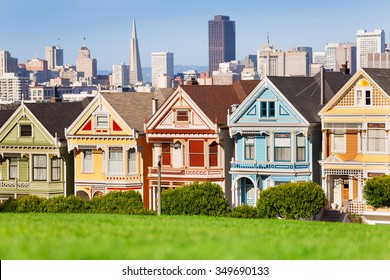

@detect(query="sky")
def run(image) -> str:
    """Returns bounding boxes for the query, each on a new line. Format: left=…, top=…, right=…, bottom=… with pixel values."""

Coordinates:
left=2, top=0, right=390, bottom=71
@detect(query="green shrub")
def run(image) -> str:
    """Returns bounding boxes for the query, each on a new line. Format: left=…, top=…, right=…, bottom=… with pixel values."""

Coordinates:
left=44, top=195, right=87, bottom=213
left=257, top=182, right=327, bottom=219
left=229, top=205, right=260, bottom=218
left=161, top=181, right=231, bottom=216
left=363, top=175, right=390, bottom=209
left=88, top=191, right=147, bottom=214
left=1, top=195, right=46, bottom=213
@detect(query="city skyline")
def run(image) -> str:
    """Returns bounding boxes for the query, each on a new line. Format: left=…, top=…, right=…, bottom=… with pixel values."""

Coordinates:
left=2, top=0, right=390, bottom=70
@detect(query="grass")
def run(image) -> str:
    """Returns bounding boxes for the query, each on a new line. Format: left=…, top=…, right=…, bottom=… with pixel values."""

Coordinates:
left=1, top=213, right=390, bottom=260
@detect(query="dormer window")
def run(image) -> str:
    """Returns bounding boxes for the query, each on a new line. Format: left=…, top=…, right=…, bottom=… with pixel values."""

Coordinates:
left=176, top=110, right=189, bottom=122
left=355, top=79, right=372, bottom=106
left=20, top=125, right=32, bottom=137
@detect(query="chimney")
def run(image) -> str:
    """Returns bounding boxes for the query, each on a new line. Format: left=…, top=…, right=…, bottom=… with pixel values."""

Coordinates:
left=320, top=66, right=325, bottom=105
left=152, top=98, right=158, bottom=114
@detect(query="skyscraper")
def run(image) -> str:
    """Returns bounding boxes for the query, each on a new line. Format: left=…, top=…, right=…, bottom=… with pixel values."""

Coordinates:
left=356, top=28, right=385, bottom=69
left=208, top=15, right=235, bottom=73
left=151, top=51, right=174, bottom=88
left=0, top=50, right=18, bottom=76
left=129, top=18, right=143, bottom=84
left=45, top=45, right=63, bottom=70
left=325, top=43, right=340, bottom=71
left=76, top=45, right=97, bottom=83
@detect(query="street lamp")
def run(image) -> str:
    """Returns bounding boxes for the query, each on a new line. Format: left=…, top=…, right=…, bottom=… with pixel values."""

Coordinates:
left=157, top=141, right=181, bottom=216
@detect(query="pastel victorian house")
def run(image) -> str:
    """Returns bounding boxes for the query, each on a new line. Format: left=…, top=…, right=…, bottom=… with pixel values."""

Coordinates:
left=229, top=71, right=350, bottom=207
left=0, top=101, right=90, bottom=200
left=145, top=80, right=259, bottom=209
left=65, top=91, right=171, bottom=207
left=319, top=68, right=390, bottom=220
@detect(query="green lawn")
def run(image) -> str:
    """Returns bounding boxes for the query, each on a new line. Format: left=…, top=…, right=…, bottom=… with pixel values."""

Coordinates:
left=1, top=213, right=390, bottom=260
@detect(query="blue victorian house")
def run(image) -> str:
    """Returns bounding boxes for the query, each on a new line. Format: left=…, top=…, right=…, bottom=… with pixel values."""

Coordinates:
left=228, top=70, right=351, bottom=207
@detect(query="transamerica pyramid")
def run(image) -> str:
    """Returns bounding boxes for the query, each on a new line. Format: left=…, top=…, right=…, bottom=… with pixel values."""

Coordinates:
left=129, top=18, right=143, bottom=84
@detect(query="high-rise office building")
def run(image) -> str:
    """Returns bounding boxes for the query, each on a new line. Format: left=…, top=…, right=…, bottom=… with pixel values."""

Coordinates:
left=151, top=51, right=174, bottom=88
left=208, top=15, right=235, bottom=73
left=0, top=50, right=18, bottom=76
left=313, top=52, right=326, bottom=64
left=129, top=18, right=143, bottom=84
left=325, top=43, right=340, bottom=71
left=112, top=63, right=130, bottom=88
left=297, top=46, right=313, bottom=64
left=356, top=28, right=385, bottom=69
left=243, top=54, right=257, bottom=69
left=45, top=45, right=64, bottom=69
left=76, top=45, right=97, bottom=82
left=0, top=73, right=29, bottom=101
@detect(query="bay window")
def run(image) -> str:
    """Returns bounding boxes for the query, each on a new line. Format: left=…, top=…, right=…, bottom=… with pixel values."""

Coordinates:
left=275, top=133, right=291, bottom=161
left=108, top=147, right=123, bottom=174
left=33, top=155, right=47, bottom=181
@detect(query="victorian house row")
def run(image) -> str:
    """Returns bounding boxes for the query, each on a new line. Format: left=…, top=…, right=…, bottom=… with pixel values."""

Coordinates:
left=2, top=69, right=390, bottom=221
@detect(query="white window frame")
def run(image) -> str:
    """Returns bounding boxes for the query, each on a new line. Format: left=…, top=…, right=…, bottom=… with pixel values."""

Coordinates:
left=176, top=109, right=189, bottom=122
left=108, top=147, right=123, bottom=175
left=82, top=150, right=94, bottom=173
left=128, top=148, right=137, bottom=174
left=244, top=136, right=255, bottom=160
left=274, top=133, right=291, bottom=162
left=332, top=129, right=346, bottom=153
left=366, top=129, right=386, bottom=154
left=355, top=86, right=373, bottom=107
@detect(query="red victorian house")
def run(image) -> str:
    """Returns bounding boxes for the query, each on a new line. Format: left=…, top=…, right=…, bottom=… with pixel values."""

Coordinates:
left=145, top=80, right=259, bottom=209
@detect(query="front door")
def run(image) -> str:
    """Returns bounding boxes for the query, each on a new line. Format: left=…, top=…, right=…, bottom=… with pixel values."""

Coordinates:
left=342, top=179, right=349, bottom=207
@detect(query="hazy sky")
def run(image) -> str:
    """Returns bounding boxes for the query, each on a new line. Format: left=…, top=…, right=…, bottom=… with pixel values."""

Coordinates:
left=2, top=0, right=390, bottom=70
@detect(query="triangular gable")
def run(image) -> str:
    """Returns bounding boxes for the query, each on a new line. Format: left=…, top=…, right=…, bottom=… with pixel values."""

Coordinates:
left=146, top=87, right=216, bottom=132
left=0, top=104, right=56, bottom=146
left=229, top=77, right=308, bottom=126
left=66, top=94, right=133, bottom=137
left=319, top=69, right=390, bottom=115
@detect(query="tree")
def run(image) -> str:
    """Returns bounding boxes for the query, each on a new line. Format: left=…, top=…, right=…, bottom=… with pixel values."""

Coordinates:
left=363, top=175, right=390, bottom=209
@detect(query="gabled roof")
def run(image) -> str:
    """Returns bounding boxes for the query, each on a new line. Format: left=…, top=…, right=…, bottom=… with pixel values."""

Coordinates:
left=102, top=89, right=173, bottom=134
left=181, top=80, right=259, bottom=126
left=267, top=72, right=351, bottom=123
left=25, top=99, right=91, bottom=141
left=362, top=68, right=390, bottom=94
left=0, top=105, right=18, bottom=128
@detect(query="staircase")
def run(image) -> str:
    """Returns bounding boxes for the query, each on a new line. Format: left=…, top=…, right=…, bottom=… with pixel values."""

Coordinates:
left=322, top=209, right=343, bottom=222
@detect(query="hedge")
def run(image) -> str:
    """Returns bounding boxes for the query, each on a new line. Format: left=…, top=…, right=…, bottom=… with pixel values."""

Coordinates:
left=161, top=181, right=231, bottom=216
left=257, top=182, right=327, bottom=219
left=0, top=191, right=155, bottom=215
left=229, top=205, right=260, bottom=219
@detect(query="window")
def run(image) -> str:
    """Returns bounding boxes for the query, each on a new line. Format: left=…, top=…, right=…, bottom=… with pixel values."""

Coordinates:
left=244, top=136, right=255, bottom=160
left=367, top=129, right=385, bottom=152
left=33, top=155, right=47, bottom=181
left=274, top=133, right=291, bottom=161
left=333, top=130, right=345, bottom=152
left=356, top=90, right=363, bottom=106
left=128, top=148, right=137, bottom=173
left=161, top=143, right=171, bottom=166
left=296, top=135, right=306, bottom=162
left=355, top=79, right=372, bottom=106
left=95, top=115, right=108, bottom=128
left=209, top=142, right=218, bottom=167
left=108, top=147, right=123, bottom=174
left=260, top=101, right=275, bottom=118
left=176, top=110, right=189, bottom=122
left=20, top=125, right=32, bottom=137
left=365, top=90, right=371, bottom=105
left=9, top=158, right=17, bottom=179
left=189, top=140, right=204, bottom=167
left=82, top=150, right=93, bottom=173
left=51, top=157, right=61, bottom=181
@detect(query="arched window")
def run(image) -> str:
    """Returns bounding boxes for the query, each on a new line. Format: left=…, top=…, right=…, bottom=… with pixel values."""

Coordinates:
left=209, top=142, right=218, bottom=167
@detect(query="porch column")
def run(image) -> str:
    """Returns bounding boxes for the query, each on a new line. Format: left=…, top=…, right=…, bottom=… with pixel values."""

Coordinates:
left=231, top=181, right=235, bottom=208
left=46, top=155, right=50, bottom=183
left=349, top=176, right=353, bottom=200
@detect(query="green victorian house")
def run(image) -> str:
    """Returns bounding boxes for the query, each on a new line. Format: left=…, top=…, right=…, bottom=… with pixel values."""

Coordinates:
left=0, top=100, right=90, bottom=201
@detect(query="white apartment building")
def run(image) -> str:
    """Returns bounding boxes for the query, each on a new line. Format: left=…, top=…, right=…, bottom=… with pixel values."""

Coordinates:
left=325, top=43, right=340, bottom=71
left=356, top=28, right=385, bottom=69
left=313, top=51, right=326, bottom=64
left=0, top=73, right=29, bottom=102
left=151, top=51, right=174, bottom=88
left=257, top=44, right=308, bottom=78
left=112, top=63, right=130, bottom=88
left=0, top=51, right=18, bottom=77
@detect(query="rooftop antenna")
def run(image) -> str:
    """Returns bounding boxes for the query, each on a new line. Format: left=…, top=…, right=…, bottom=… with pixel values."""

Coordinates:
left=57, top=38, right=60, bottom=48
left=83, top=37, right=86, bottom=47
left=267, top=32, right=270, bottom=44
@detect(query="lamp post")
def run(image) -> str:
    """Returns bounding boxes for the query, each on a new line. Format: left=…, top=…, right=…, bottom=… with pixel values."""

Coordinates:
left=157, top=141, right=181, bottom=216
